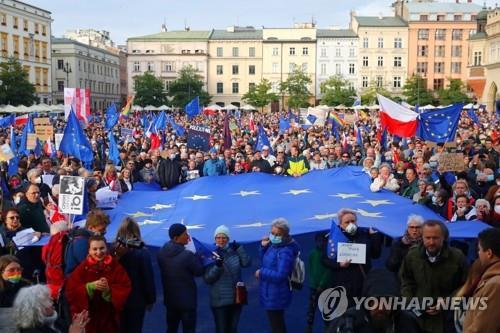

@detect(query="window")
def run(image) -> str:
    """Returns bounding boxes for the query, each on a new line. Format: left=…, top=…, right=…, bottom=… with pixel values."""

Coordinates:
left=434, top=62, right=444, bottom=73
left=41, top=25, right=46, bottom=36
left=349, top=48, right=355, bottom=57
left=13, top=16, right=18, bottom=28
left=321, top=48, right=327, bottom=57
left=232, top=65, right=239, bottom=75
left=437, top=15, right=445, bottom=22
left=362, top=76, right=368, bottom=88
left=57, top=59, right=64, bottom=70
left=394, top=56, right=402, bottom=67
left=289, top=62, right=296, bottom=72
left=452, top=29, right=463, bottom=41
left=435, top=45, right=445, bottom=57
left=216, top=47, right=223, bottom=57
left=147, top=62, right=154, bottom=71
left=418, top=29, right=429, bottom=40
left=363, top=37, right=368, bottom=48
left=249, top=65, right=255, bottom=75
left=451, top=46, right=462, bottom=57
left=232, top=47, right=239, bottom=57
left=302, top=47, right=308, bottom=55
left=289, top=47, right=295, bottom=55
left=57, top=81, right=64, bottom=92
left=217, top=82, right=223, bottom=94
left=420, top=15, right=428, bottom=21
left=133, top=62, right=140, bottom=72
left=393, top=76, right=401, bottom=88
left=474, top=51, right=482, bottom=66
left=418, top=45, right=428, bottom=57
left=216, top=65, right=223, bottom=75
left=377, top=37, right=384, bottom=48
left=362, top=56, right=368, bottom=67
left=454, top=15, right=462, bottom=21
left=433, top=79, right=444, bottom=90
left=232, top=82, right=239, bottom=94
left=335, top=48, right=341, bottom=57
left=249, top=82, right=255, bottom=91
left=376, top=76, right=383, bottom=87
left=272, top=47, right=279, bottom=56
left=272, top=62, right=279, bottom=73
left=417, top=62, right=428, bottom=74
left=335, top=63, right=341, bottom=75
left=451, top=62, right=461, bottom=74
left=249, top=47, right=255, bottom=57
left=165, top=62, right=173, bottom=72
left=435, top=29, right=446, bottom=41
left=164, top=80, right=172, bottom=92
left=349, top=63, right=355, bottom=74
left=320, top=63, right=327, bottom=75
left=377, top=56, right=384, bottom=67
left=394, top=37, right=402, bottom=48
left=34, top=23, right=39, bottom=33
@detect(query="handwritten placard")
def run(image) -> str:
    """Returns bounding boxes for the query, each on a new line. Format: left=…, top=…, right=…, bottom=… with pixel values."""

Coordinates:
left=34, top=118, right=54, bottom=141
left=27, top=133, right=37, bottom=150
left=438, top=153, right=465, bottom=172
left=336, top=242, right=367, bottom=264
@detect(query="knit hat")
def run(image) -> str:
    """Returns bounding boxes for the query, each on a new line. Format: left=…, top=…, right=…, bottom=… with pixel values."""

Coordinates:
left=214, top=225, right=230, bottom=239
left=168, top=223, right=187, bottom=239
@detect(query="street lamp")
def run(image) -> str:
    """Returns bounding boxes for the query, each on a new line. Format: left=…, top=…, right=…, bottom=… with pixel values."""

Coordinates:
left=63, top=61, right=72, bottom=88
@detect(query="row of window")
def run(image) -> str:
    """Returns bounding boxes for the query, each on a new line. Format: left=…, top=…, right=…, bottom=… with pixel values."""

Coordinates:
left=360, top=76, right=402, bottom=89
left=57, top=79, right=119, bottom=94
left=361, top=37, right=403, bottom=49
left=416, top=62, right=462, bottom=74
left=216, top=47, right=257, bottom=57
left=268, top=47, right=310, bottom=57
left=133, top=61, right=202, bottom=73
left=57, top=59, right=118, bottom=78
left=361, top=56, right=402, bottom=68
left=216, top=65, right=256, bottom=75
left=320, top=47, right=356, bottom=58
left=417, top=45, right=463, bottom=57
left=417, top=29, right=468, bottom=41
left=0, top=34, right=49, bottom=61
left=320, top=63, right=356, bottom=75
left=0, top=12, right=47, bottom=35
left=419, top=14, right=474, bottom=22
left=216, top=82, right=256, bottom=94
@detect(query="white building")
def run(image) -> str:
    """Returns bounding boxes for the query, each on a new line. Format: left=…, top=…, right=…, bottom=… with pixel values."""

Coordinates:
left=316, top=29, right=359, bottom=98
left=51, top=38, right=121, bottom=111
left=63, top=29, right=115, bottom=49
left=0, top=0, right=52, bottom=103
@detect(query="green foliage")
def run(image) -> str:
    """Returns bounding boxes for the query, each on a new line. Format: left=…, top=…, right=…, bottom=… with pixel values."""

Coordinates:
left=168, top=65, right=211, bottom=107
left=360, top=83, right=391, bottom=105
left=241, top=79, right=278, bottom=112
left=437, top=79, right=471, bottom=106
left=402, top=75, right=434, bottom=106
left=133, top=71, right=167, bottom=107
left=320, top=75, right=356, bottom=106
left=280, top=68, right=312, bottom=109
left=0, top=58, right=37, bottom=106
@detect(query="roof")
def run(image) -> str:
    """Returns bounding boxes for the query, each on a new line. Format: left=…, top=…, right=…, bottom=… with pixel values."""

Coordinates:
left=477, top=9, right=489, bottom=20
left=51, top=38, right=119, bottom=57
left=407, top=2, right=482, bottom=14
left=128, top=31, right=212, bottom=41
left=355, top=16, right=408, bottom=27
left=210, top=29, right=262, bottom=40
left=316, top=29, right=358, bottom=38
left=469, top=31, right=487, bottom=40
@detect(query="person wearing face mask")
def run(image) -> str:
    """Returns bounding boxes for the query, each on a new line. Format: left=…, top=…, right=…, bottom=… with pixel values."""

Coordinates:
left=0, top=255, right=30, bottom=307
left=204, top=225, right=251, bottom=333
left=203, top=148, right=227, bottom=176
left=26, top=168, right=51, bottom=201
left=451, top=194, right=477, bottom=222
left=474, top=199, right=498, bottom=227
left=492, top=195, right=500, bottom=224
left=321, top=209, right=382, bottom=308
left=158, top=148, right=182, bottom=190
left=256, top=218, right=300, bottom=333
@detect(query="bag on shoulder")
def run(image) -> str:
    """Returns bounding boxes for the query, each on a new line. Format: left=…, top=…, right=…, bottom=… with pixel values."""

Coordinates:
left=42, top=230, right=70, bottom=299
left=290, top=252, right=305, bottom=290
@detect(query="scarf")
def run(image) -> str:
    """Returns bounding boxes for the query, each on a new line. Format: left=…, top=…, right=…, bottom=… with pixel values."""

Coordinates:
left=401, top=230, right=421, bottom=246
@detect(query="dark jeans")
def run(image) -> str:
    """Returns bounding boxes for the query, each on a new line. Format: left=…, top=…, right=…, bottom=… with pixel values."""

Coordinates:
left=266, top=310, right=286, bottom=333
left=165, top=307, right=196, bottom=333
left=212, top=305, right=242, bottom=333
left=306, top=288, right=322, bottom=327
left=120, top=307, right=145, bottom=333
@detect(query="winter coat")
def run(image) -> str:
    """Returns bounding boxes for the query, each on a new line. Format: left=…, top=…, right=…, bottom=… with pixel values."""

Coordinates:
left=451, top=206, right=477, bottom=221
left=63, top=228, right=93, bottom=276
left=203, top=158, right=227, bottom=176
left=259, top=239, right=299, bottom=310
left=17, top=199, right=49, bottom=233
left=385, top=238, right=418, bottom=274
left=285, top=155, right=309, bottom=176
left=463, top=260, right=500, bottom=333
left=399, top=244, right=468, bottom=333
left=203, top=245, right=251, bottom=308
left=370, top=174, right=400, bottom=192
left=250, top=158, right=272, bottom=173
left=157, top=241, right=204, bottom=310
left=158, top=158, right=182, bottom=189
left=0, top=279, right=31, bottom=307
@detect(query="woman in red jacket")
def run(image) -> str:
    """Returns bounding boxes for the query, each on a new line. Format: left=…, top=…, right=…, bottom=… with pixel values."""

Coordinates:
left=66, top=235, right=131, bottom=333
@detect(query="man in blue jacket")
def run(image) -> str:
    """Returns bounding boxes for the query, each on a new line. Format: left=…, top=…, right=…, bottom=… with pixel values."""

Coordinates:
left=203, top=148, right=227, bottom=176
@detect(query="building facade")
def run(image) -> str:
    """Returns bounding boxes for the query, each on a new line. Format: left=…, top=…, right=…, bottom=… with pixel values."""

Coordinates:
left=316, top=29, right=358, bottom=98
left=126, top=30, right=211, bottom=97
left=262, top=25, right=317, bottom=109
left=351, top=15, right=408, bottom=96
left=51, top=38, right=121, bottom=111
left=395, top=0, right=481, bottom=91
left=63, top=29, right=115, bottom=48
left=0, top=0, right=52, bottom=103
left=208, top=26, right=262, bottom=107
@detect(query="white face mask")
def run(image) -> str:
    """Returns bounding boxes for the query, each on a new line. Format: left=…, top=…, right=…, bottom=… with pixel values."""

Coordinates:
left=43, top=310, right=58, bottom=326
left=169, top=154, right=176, bottom=160
left=495, top=205, right=500, bottom=215
left=34, top=177, right=42, bottom=184
left=344, top=223, right=358, bottom=235
left=13, top=196, right=21, bottom=205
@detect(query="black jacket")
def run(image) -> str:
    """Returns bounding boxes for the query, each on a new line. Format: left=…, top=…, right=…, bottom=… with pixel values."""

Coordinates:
left=0, top=279, right=31, bottom=307
left=157, top=241, right=204, bottom=310
left=157, top=158, right=182, bottom=189
left=250, top=158, right=272, bottom=173
left=385, top=238, right=418, bottom=274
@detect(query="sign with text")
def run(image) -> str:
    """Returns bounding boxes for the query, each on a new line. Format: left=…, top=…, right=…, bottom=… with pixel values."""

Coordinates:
left=59, top=176, right=85, bottom=215
left=438, top=153, right=465, bottom=172
left=120, top=127, right=133, bottom=138
left=27, top=133, right=37, bottom=150
left=0, top=144, right=14, bottom=161
left=34, top=117, right=54, bottom=141
left=336, top=242, right=367, bottom=264
left=187, top=125, right=211, bottom=152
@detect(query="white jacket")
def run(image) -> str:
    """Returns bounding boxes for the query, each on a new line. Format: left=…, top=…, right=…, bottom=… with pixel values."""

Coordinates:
left=370, top=174, right=400, bottom=192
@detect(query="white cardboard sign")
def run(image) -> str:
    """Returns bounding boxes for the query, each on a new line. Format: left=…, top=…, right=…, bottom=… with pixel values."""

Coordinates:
left=336, top=242, right=367, bottom=264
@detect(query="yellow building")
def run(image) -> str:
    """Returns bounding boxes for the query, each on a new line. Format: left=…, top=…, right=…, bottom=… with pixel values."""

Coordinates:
left=350, top=14, right=408, bottom=95
left=208, top=26, right=262, bottom=107
left=262, top=25, right=317, bottom=110
left=0, top=0, right=52, bottom=103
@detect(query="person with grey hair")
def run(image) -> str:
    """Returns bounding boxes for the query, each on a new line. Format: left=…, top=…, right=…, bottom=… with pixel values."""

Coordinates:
left=386, top=214, right=424, bottom=274
left=475, top=198, right=495, bottom=225
left=13, top=284, right=89, bottom=333
left=255, top=218, right=299, bottom=333
left=26, top=168, right=51, bottom=200
left=370, top=163, right=400, bottom=192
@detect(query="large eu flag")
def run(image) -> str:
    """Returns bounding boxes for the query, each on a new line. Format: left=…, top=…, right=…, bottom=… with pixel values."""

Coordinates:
left=416, top=103, right=463, bottom=143
left=104, top=103, right=119, bottom=130
left=59, top=109, right=94, bottom=164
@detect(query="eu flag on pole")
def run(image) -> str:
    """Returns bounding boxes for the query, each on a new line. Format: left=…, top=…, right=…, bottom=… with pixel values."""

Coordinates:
left=185, top=96, right=201, bottom=119
left=0, top=115, right=14, bottom=128
left=326, top=220, right=348, bottom=260
left=417, top=103, right=463, bottom=143
left=255, top=125, right=272, bottom=153
left=279, top=117, right=290, bottom=134
left=19, top=116, right=34, bottom=156
left=356, top=125, right=363, bottom=146
left=191, top=238, right=216, bottom=266
left=59, top=109, right=94, bottom=164
left=104, top=103, right=119, bottom=130
left=107, top=132, right=120, bottom=166
left=154, top=111, right=167, bottom=132
left=467, top=105, right=480, bottom=127
left=187, top=125, right=211, bottom=152
left=331, top=121, right=340, bottom=142
left=307, top=114, right=317, bottom=125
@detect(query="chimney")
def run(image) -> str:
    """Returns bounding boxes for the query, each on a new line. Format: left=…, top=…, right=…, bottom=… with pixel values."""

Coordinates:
left=161, top=24, right=167, bottom=32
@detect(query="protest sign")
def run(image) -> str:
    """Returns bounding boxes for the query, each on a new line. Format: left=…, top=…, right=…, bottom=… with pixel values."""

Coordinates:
left=336, top=242, right=367, bottom=264
left=0, top=144, right=14, bottom=161
left=54, top=133, right=64, bottom=150
left=27, top=133, right=37, bottom=150
left=187, top=125, right=211, bottom=151
left=34, top=117, right=54, bottom=141
left=59, top=176, right=85, bottom=215
left=438, top=153, right=465, bottom=172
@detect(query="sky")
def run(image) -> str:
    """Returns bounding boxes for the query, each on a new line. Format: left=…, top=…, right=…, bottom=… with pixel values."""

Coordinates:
left=29, top=0, right=498, bottom=45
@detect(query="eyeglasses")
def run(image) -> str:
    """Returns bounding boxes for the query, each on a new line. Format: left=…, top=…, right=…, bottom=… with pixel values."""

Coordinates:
left=8, top=216, right=20, bottom=220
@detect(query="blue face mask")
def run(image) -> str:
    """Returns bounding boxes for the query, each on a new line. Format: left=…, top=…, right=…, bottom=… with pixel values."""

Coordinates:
left=486, top=175, right=494, bottom=182
left=269, top=234, right=282, bottom=245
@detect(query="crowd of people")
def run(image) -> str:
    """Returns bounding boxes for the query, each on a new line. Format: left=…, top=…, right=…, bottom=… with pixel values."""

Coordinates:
left=0, top=103, right=498, bottom=333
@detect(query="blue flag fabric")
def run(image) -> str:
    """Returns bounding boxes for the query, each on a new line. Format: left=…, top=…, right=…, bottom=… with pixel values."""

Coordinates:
left=0, top=115, right=14, bottom=128
left=19, top=116, right=34, bottom=156
left=166, top=115, right=186, bottom=136
left=187, top=126, right=211, bottom=152
left=185, top=96, right=201, bottom=119
left=279, top=117, right=291, bottom=134
left=326, top=221, right=348, bottom=260
left=192, top=238, right=216, bottom=266
left=467, top=105, right=480, bottom=127
left=10, top=126, right=17, bottom=155
left=59, top=110, right=94, bottom=163
left=356, top=126, right=363, bottom=146
left=104, top=167, right=488, bottom=247
left=255, top=125, right=272, bottom=153
left=155, top=112, right=167, bottom=132
left=417, top=103, right=463, bottom=143
left=104, top=103, right=119, bottom=130
left=107, top=132, right=120, bottom=166
left=8, top=127, right=18, bottom=177
left=496, top=99, right=500, bottom=115
left=307, top=114, right=317, bottom=125
left=331, top=121, right=340, bottom=142
left=33, top=138, right=42, bottom=157
left=352, top=96, right=361, bottom=107
left=141, top=113, right=149, bottom=130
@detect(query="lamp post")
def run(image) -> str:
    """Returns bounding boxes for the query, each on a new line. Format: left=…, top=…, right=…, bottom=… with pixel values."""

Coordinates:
left=63, top=61, right=72, bottom=88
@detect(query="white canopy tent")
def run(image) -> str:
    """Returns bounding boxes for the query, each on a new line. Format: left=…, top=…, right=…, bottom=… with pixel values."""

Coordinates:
left=240, top=104, right=256, bottom=111
left=204, top=104, right=222, bottom=111
left=158, top=105, right=171, bottom=111
left=223, top=104, right=239, bottom=111
left=144, top=105, right=158, bottom=111
left=50, top=104, right=65, bottom=113
left=132, top=105, right=143, bottom=111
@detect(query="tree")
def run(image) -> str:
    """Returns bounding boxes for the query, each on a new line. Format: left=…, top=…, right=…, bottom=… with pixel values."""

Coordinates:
left=280, top=68, right=312, bottom=109
left=0, top=57, right=37, bottom=106
left=402, top=75, right=434, bottom=106
left=168, top=65, right=210, bottom=107
left=133, top=71, right=167, bottom=107
left=241, top=79, right=278, bottom=112
left=437, top=79, right=471, bottom=106
left=360, top=83, right=391, bottom=105
left=320, top=75, right=356, bottom=106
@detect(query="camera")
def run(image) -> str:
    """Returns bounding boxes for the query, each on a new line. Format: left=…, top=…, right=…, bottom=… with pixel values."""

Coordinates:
left=117, top=236, right=145, bottom=249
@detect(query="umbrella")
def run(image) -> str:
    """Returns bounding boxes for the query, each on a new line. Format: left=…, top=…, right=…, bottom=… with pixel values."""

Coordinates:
left=422, top=104, right=435, bottom=109
left=368, top=104, right=380, bottom=110
left=0, top=105, right=18, bottom=114
left=132, top=105, right=143, bottom=111
left=158, top=105, right=171, bottom=111
left=240, top=104, right=256, bottom=111
left=223, top=104, right=239, bottom=111
left=144, top=105, right=158, bottom=111
left=14, top=105, right=30, bottom=113
left=205, top=104, right=222, bottom=111
left=50, top=104, right=65, bottom=113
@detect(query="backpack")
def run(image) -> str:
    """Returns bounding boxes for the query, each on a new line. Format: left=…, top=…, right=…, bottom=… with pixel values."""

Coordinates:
left=290, top=252, right=305, bottom=290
